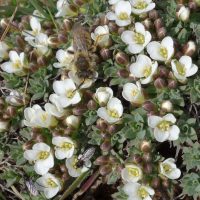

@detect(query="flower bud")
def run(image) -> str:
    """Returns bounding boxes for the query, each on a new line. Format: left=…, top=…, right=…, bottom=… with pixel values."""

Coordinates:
left=95, top=155, right=110, bottom=165
left=143, top=163, right=153, bottom=174
left=72, top=105, right=87, bottom=115
left=108, top=22, right=118, bottom=33
left=100, top=140, right=111, bottom=152
left=142, top=153, right=152, bottom=163
left=142, top=18, right=153, bottom=30
left=168, top=79, right=177, bottom=89
left=100, top=48, right=112, bottom=60
left=140, top=140, right=151, bottom=153
left=182, top=41, right=196, bottom=57
left=157, top=27, right=166, bottom=40
left=34, top=134, right=45, bottom=142
left=189, top=1, right=198, bottom=10
left=154, top=78, right=166, bottom=89
left=6, top=106, right=16, bottom=117
left=154, top=18, right=163, bottom=30
left=115, top=52, right=129, bottom=66
left=0, top=120, right=9, bottom=132
left=118, top=27, right=126, bottom=35
left=100, top=15, right=109, bottom=25
left=48, top=36, right=60, bottom=48
left=22, top=141, right=33, bottom=150
left=158, top=66, right=169, bottom=78
left=61, top=173, right=69, bottom=182
left=162, top=179, right=169, bottom=188
left=151, top=177, right=161, bottom=189
left=161, top=100, right=173, bottom=112
left=176, top=6, right=190, bottom=22
left=96, top=119, right=108, bottom=131
left=60, top=164, right=67, bottom=173
left=87, top=100, right=98, bottom=110
left=64, top=115, right=80, bottom=129
left=94, top=87, right=113, bottom=106
left=16, top=35, right=25, bottom=49
left=117, top=69, right=130, bottom=78
left=63, top=19, right=72, bottom=32
left=99, top=165, right=112, bottom=176
left=37, top=56, right=47, bottom=67
left=107, top=124, right=117, bottom=134
left=58, top=33, right=68, bottom=43
left=148, top=10, right=159, bottom=20
left=130, top=154, right=142, bottom=164
left=143, top=101, right=155, bottom=112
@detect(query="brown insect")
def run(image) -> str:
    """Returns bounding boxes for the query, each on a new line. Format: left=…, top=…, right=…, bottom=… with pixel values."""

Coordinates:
left=72, top=23, right=96, bottom=79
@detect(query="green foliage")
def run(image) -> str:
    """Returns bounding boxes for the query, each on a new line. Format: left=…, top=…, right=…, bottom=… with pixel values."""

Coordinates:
left=182, top=142, right=200, bottom=171
left=112, top=187, right=128, bottom=200
left=84, top=110, right=98, bottom=126
left=181, top=173, right=200, bottom=200
left=0, top=72, right=23, bottom=88
left=0, top=170, right=20, bottom=187
left=88, top=126, right=102, bottom=145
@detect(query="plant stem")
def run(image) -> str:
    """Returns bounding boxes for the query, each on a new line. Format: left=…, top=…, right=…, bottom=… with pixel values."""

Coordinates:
left=59, top=171, right=90, bottom=200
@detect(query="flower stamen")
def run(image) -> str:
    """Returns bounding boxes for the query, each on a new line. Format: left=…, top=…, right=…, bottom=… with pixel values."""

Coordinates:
left=118, top=12, right=129, bottom=20
left=47, top=178, right=58, bottom=188
left=134, top=32, right=145, bottom=44
left=157, top=120, right=171, bottom=131
left=38, top=151, right=49, bottom=160
left=160, top=47, right=168, bottom=59
left=138, top=187, right=148, bottom=199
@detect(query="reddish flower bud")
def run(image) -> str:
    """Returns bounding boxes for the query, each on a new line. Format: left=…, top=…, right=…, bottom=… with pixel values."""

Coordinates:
left=100, top=140, right=111, bottom=152
left=87, top=100, right=98, bottom=110
left=95, top=155, right=110, bottom=165
left=168, top=79, right=177, bottom=89
left=154, top=78, right=166, bottom=89
left=182, top=41, right=196, bottom=57
left=117, top=69, right=130, bottom=78
left=140, top=140, right=151, bottom=153
left=99, top=165, right=112, bottom=176
left=143, top=101, right=155, bottom=112
left=115, top=52, right=129, bottom=66
left=154, top=18, right=163, bottom=30
left=149, top=10, right=159, bottom=20
left=100, top=48, right=112, bottom=60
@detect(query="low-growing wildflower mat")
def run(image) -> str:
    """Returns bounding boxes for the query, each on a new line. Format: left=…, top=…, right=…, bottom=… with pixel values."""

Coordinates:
left=0, top=0, right=200, bottom=199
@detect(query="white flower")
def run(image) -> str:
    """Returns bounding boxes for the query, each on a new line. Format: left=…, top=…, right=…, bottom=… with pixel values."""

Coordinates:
left=29, top=33, right=49, bottom=55
left=0, top=120, right=9, bottom=132
left=121, top=22, right=151, bottom=54
left=23, top=17, right=41, bottom=42
left=91, top=25, right=110, bottom=47
left=24, top=143, right=54, bottom=175
left=130, top=54, right=158, bottom=84
left=55, top=0, right=77, bottom=17
left=171, top=56, right=198, bottom=82
left=53, top=47, right=74, bottom=69
left=177, top=6, right=190, bottom=22
left=24, top=104, right=57, bottom=128
left=0, top=41, right=9, bottom=62
left=44, top=102, right=65, bottom=118
left=159, top=158, right=181, bottom=179
left=97, top=97, right=123, bottom=124
left=1, top=51, right=27, bottom=74
left=68, top=71, right=98, bottom=89
left=65, top=155, right=91, bottom=177
left=148, top=113, right=180, bottom=142
left=94, top=87, right=113, bottom=106
left=51, top=79, right=81, bottom=108
left=52, top=136, right=75, bottom=160
left=36, top=173, right=61, bottom=199
left=122, top=82, right=144, bottom=104
left=106, top=1, right=132, bottom=27
left=121, top=164, right=143, bottom=183
left=130, top=0, right=155, bottom=15
left=147, top=36, right=174, bottom=62
left=109, top=0, right=121, bottom=5
left=123, top=182, right=155, bottom=200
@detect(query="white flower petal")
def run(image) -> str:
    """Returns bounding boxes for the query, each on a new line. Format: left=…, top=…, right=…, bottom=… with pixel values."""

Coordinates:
left=148, top=116, right=162, bottom=128
left=32, top=143, right=50, bottom=151
left=128, top=44, right=144, bottom=54
left=106, top=12, right=116, bottom=20
left=24, top=150, right=39, bottom=161
left=168, top=125, right=180, bottom=141
left=154, top=128, right=169, bottom=142
left=163, top=113, right=176, bottom=123
left=121, top=31, right=134, bottom=44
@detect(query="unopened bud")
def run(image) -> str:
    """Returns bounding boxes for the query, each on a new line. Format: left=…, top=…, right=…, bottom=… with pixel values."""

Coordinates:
left=168, top=79, right=177, bottom=89
left=72, top=105, right=87, bottom=116
left=6, top=106, right=16, bottom=117
left=118, top=27, right=126, bottom=35
left=130, top=154, right=142, bottom=164
left=143, top=163, right=153, bottom=174
left=100, top=48, right=112, bottom=60
left=22, top=141, right=33, bottom=150
left=99, top=165, right=112, bottom=176
left=154, top=78, right=166, bottom=89
left=64, top=115, right=80, bottom=128
left=115, top=52, right=129, bottom=66
left=60, top=164, right=67, bottom=173
left=100, top=15, right=109, bottom=25
left=95, top=155, right=110, bottom=165
left=154, top=18, right=163, bottom=30
left=87, top=100, right=98, bottom=110
left=96, top=119, right=107, bottom=131
left=142, top=18, right=153, bottom=30
left=108, top=22, right=118, bottom=33
left=142, top=153, right=152, bottom=163
left=157, top=27, right=166, bottom=40
left=182, top=41, right=196, bottom=57
left=117, top=69, right=130, bottom=78
left=148, top=10, right=159, bottom=20
left=161, top=100, right=173, bottom=112
left=63, top=19, right=72, bottom=32
left=143, top=101, right=155, bottom=112
left=151, top=177, right=161, bottom=189
left=108, top=124, right=117, bottom=134
left=58, top=33, right=68, bottom=43
left=176, top=6, right=190, bottom=22
left=37, top=56, right=47, bottom=67
left=140, top=140, right=151, bottom=153
left=100, top=140, right=111, bottom=152
left=48, top=36, right=60, bottom=48
left=162, top=179, right=169, bottom=188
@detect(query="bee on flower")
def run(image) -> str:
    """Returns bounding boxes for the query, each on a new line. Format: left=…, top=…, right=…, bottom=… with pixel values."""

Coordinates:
left=121, top=22, right=152, bottom=54
left=159, top=158, right=181, bottom=179
left=129, top=54, right=158, bottom=84
left=36, top=173, right=61, bottom=199
left=147, top=36, right=174, bottom=62
left=24, top=143, right=54, bottom=175
left=121, top=164, right=143, bottom=183
left=24, top=104, right=58, bottom=128
left=148, top=113, right=180, bottom=142
left=171, top=55, right=198, bottom=83
left=106, top=1, right=132, bottom=27
left=97, top=97, right=123, bottom=124
left=123, top=182, right=155, bottom=200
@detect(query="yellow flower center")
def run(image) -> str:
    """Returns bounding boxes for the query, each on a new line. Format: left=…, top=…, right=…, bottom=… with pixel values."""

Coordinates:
left=134, top=1, right=148, bottom=9
left=38, top=151, right=49, bottom=160
left=138, top=187, right=148, bottom=199
left=66, top=89, right=75, bottom=98
left=134, top=32, right=145, bottom=44
left=163, top=163, right=172, bottom=173
left=160, top=47, right=168, bottom=59
left=174, top=60, right=186, bottom=76
left=128, top=167, right=140, bottom=177
left=72, top=157, right=78, bottom=169
left=61, top=142, right=73, bottom=150
left=40, top=113, right=48, bottom=122
left=107, top=109, right=119, bottom=118
left=14, top=60, right=22, bottom=69
left=132, top=89, right=139, bottom=97
left=118, top=12, right=129, bottom=20
left=157, top=120, right=171, bottom=131
left=143, top=66, right=152, bottom=78
left=47, top=178, right=58, bottom=188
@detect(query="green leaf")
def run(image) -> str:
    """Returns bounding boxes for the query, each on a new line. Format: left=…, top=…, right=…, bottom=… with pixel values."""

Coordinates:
left=0, top=72, right=23, bottom=88
left=84, top=110, right=98, bottom=126
left=0, top=170, right=20, bottom=187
